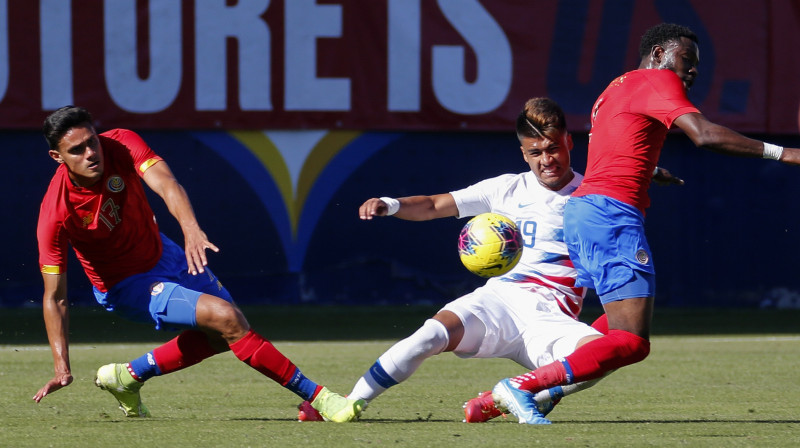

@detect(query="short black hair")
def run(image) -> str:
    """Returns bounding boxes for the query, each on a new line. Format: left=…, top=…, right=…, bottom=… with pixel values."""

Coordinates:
left=43, top=106, right=94, bottom=150
left=639, top=23, right=698, bottom=58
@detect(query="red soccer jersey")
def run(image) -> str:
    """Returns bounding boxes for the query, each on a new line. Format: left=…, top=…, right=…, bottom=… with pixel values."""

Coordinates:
left=573, top=69, right=699, bottom=212
left=38, top=129, right=164, bottom=292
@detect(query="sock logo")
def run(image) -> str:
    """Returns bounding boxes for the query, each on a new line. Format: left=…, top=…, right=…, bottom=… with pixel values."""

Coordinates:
left=147, top=352, right=156, bottom=366
left=288, top=369, right=302, bottom=388
left=368, top=361, right=399, bottom=389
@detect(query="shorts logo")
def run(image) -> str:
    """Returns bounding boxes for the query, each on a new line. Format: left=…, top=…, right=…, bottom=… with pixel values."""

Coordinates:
left=635, top=249, right=649, bottom=264
left=150, top=282, right=164, bottom=296
left=107, top=175, right=125, bottom=193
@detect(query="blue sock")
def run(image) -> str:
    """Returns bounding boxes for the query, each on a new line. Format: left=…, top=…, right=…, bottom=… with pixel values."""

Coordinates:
left=128, top=351, right=162, bottom=382
left=548, top=385, right=565, bottom=401
left=283, top=367, right=320, bottom=401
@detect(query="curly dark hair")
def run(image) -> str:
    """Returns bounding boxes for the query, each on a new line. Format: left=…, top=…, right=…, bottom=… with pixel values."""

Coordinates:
left=639, top=23, right=698, bottom=58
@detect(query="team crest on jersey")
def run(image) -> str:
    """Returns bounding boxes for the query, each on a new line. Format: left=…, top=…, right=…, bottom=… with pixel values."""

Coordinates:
left=107, top=175, right=125, bottom=193
left=635, top=249, right=649, bottom=265
left=150, top=282, right=164, bottom=296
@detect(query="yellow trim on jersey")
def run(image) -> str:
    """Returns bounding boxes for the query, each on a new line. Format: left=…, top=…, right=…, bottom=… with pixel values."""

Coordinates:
left=139, top=158, right=162, bottom=174
left=41, top=265, right=62, bottom=274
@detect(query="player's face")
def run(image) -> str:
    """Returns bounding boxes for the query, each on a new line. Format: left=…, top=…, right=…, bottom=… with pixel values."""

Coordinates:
left=520, top=131, right=574, bottom=191
left=658, top=37, right=699, bottom=90
left=49, top=124, right=105, bottom=187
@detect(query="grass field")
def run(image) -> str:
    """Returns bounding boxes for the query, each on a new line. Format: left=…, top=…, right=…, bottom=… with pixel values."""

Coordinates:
left=2, top=306, right=799, bottom=447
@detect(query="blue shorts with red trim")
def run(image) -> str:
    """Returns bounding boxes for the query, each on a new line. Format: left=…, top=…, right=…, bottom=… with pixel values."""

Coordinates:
left=564, top=195, right=656, bottom=303
left=93, top=234, right=233, bottom=330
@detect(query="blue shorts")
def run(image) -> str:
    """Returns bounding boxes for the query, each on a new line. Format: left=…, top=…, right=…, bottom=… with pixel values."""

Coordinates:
left=564, top=195, right=655, bottom=303
left=93, top=234, right=233, bottom=330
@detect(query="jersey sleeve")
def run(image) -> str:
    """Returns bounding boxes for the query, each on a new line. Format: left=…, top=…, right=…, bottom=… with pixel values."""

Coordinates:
left=37, top=194, right=68, bottom=275
left=450, top=174, right=515, bottom=218
left=102, top=129, right=163, bottom=176
left=634, top=70, right=700, bottom=128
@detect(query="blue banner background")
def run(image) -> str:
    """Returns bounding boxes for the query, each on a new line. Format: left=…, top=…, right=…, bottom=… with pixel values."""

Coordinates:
left=7, top=130, right=800, bottom=309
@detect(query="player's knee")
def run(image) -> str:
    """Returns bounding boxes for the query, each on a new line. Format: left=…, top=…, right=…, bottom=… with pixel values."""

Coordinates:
left=197, top=295, right=250, bottom=339
left=609, top=329, right=650, bottom=364
left=410, top=319, right=450, bottom=356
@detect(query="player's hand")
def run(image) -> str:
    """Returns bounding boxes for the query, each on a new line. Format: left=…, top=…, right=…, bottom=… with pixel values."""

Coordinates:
left=33, top=372, right=73, bottom=403
left=652, top=167, right=685, bottom=186
left=183, top=227, right=219, bottom=275
left=359, top=198, right=389, bottom=220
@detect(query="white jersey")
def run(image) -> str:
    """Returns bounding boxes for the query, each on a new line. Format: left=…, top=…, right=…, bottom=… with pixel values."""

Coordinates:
left=450, top=170, right=585, bottom=319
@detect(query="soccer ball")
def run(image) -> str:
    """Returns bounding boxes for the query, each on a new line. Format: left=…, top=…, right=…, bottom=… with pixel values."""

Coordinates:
left=457, top=213, right=523, bottom=278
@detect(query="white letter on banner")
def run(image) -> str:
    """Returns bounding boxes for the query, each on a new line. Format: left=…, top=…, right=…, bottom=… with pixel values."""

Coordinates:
left=432, top=0, right=512, bottom=114
left=40, top=0, right=70, bottom=108
left=104, top=0, right=182, bottom=113
left=387, top=0, right=421, bottom=111
left=195, top=0, right=271, bottom=111
left=284, top=0, right=349, bottom=111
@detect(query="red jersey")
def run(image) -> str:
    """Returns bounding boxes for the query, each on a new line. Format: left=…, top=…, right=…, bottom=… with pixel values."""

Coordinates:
left=573, top=69, right=699, bottom=212
left=38, top=129, right=164, bottom=292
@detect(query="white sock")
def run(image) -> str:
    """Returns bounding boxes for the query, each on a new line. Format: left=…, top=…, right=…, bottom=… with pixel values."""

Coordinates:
left=349, top=319, right=449, bottom=402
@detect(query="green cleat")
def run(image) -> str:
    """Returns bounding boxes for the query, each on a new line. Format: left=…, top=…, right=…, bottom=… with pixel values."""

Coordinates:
left=309, top=387, right=365, bottom=422
left=94, top=363, right=151, bottom=417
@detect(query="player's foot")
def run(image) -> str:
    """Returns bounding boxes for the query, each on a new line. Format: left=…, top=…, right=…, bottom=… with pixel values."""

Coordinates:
left=539, top=397, right=561, bottom=417
left=297, top=400, right=324, bottom=421
left=310, top=387, right=365, bottom=422
left=463, top=390, right=504, bottom=423
left=491, top=378, right=551, bottom=425
left=94, top=363, right=151, bottom=417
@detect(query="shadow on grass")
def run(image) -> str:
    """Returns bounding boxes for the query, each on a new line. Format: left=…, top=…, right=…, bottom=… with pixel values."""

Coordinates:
left=1, top=305, right=799, bottom=345
left=556, top=418, right=800, bottom=425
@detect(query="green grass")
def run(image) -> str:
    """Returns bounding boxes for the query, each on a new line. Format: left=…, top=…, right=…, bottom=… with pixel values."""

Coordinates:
left=2, top=306, right=799, bottom=447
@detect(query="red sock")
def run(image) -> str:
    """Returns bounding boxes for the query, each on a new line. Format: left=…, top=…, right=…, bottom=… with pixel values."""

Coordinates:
left=511, top=361, right=569, bottom=392
left=563, top=329, right=650, bottom=382
left=512, top=329, right=650, bottom=393
left=590, top=314, right=609, bottom=334
left=229, top=329, right=297, bottom=385
left=152, top=330, right=218, bottom=374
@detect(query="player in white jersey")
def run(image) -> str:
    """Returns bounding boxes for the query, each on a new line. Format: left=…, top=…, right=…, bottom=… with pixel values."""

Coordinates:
left=297, top=98, right=678, bottom=424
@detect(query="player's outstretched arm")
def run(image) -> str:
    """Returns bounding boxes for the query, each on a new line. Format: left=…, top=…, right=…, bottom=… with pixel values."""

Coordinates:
left=674, top=112, right=800, bottom=165
left=142, top=160, right=218, bottom=275
left=359, top=194, right=458, bottom=221
left=652, top=167, right=684, bottom=186
left=33, top=273, right=73, bottom=403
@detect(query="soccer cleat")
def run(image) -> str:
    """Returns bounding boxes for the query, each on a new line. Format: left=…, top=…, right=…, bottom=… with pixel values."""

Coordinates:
left=309, top=387, right=365, bottom=423
left=94, top=363, right=151, bottom=417
left=491, top=378, right=551, bottom=425
left=297, top=400, right=324, bottom=421
left=463, top=390, right=504, bottom=423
